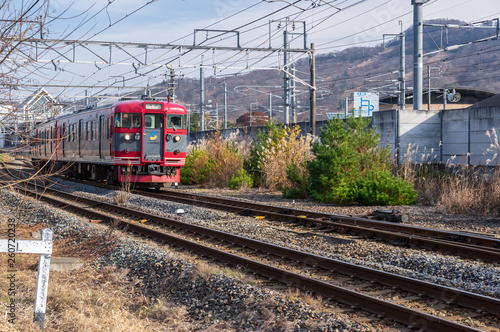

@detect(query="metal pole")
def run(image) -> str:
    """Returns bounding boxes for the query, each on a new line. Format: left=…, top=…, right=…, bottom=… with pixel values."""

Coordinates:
left=216, top=103, right=219, bottom=129
left=309, top=43, right=316, bottom=136
left=428, top=65, right=431, bottom=111
left=291, top=63, right=296, bottom=123
left=269, top=93, right=272, bottom=121
left=345, top=97, right=349, bottom=117
left=283, top=25, right=290, bottom=124
left=412, top=0, right=428, bottom=111
left=443, top=88, right=447, bottom=110
left=200, top=65, right=205, bottom=131
left=169, top=68, right=176, bottom=103
left=224, top=80, right=228, bottom=129
left=400, top=30, right=406, bottom=111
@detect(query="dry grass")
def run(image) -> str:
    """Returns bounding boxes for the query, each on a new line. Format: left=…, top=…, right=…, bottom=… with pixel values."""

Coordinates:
left=190, top=258, right=257, bottom=285
left=258, top=126, right=315, bottom=189
left=114, top=163, right=132, bottom=205
left=0, top=264, right=195, bottom=332
left=113, top=190, right=130, bottom=205
left=436, top=167, right=500, bottom=215
left=399, top=129, right=500, bottom=215
left=206, top=132, right=245, bottom=187
left=0, top=221, right=195, bottom=332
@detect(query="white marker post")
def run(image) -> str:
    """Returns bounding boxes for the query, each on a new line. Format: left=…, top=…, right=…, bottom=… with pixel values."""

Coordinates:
left=0, top=228, right=53, bottom=330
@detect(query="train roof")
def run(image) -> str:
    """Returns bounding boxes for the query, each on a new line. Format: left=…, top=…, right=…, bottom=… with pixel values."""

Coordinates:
left=47, top=99, right=186, bottom=123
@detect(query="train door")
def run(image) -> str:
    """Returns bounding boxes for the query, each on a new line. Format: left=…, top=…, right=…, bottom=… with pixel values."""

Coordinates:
left=50, top=127, right=53, bottom=155
left=78, top=119, right=83, bottom=157
left=99, top=115, right=104, bottom=159
left=62, top=123, right=66, bottom=157
left=142, top=113, right=164, bottom=161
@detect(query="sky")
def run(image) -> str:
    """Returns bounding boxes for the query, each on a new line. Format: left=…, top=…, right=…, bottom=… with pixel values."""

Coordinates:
left=8, top=0, right=500, bottom=101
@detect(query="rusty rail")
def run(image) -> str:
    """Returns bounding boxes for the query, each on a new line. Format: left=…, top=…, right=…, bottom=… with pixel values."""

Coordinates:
left=15, top=185, right=500, bottom=322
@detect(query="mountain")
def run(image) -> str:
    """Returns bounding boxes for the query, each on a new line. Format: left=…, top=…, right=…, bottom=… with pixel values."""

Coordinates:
left=146, top=19, right=500, bottom=123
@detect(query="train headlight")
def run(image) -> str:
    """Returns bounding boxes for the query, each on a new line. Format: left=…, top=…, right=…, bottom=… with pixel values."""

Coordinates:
left=124, top=134, right=131, bottom=141
left=173, top=135, right=181, bottom=142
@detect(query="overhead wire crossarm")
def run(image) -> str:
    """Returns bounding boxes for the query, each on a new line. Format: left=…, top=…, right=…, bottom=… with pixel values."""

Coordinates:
left=26, top=37, right=310, bottom=55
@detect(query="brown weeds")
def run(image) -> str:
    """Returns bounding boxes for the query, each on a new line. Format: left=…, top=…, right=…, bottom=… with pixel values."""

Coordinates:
left=258, top=126, right=314, bottom=189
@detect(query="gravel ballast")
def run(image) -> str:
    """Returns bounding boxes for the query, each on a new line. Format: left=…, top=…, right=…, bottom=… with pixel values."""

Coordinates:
left=1, top=187, right=377, bottom=331
left=50, top=179, right=500, bottom=299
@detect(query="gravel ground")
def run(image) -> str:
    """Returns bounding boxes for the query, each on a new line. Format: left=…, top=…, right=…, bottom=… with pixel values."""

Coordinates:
left=49, top=179, right=500, bottom=299
left=0, top=187, right=378, bottom=331
left=184, top=187, right=500, bottom=236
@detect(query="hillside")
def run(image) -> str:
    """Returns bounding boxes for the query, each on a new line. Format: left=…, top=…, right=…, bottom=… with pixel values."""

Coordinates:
left=140, top=19, right=500, bottom=123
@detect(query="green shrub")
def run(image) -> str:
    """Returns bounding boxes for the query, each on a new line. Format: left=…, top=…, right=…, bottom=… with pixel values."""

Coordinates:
left=306, top=115, right=415, bottom=206
left=354, top=170, right=417, bottom=205
left=228, top=166, right=253, bottom=189
left=281, top=163, right=309, bottom=199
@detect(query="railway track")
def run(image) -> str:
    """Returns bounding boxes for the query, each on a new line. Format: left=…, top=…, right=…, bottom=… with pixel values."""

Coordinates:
left=6, top=162, right=500, bottom=263
left=128, top=185, right=500, bottom=263
left=7, top=181, right=500, bottom=332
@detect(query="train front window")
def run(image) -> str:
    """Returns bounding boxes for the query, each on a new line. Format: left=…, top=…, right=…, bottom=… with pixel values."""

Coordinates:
left=144, top=114, right=163, bottom=129
left=167, top=114, right=187, bottom=130
left=115, top=113, right=141, bottom=128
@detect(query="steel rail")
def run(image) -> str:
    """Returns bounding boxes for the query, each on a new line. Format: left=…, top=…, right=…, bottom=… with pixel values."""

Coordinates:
left=13, top=185, right=488, bottom=332
left=49, top=176, right=500, bottom=253
left=145, top=188, right=500, bottom=250
left=128, top=188, right=500, bottom=263
left=15, top=184, right=500, bottom=319
left=12, top=171, right=500, bottom=262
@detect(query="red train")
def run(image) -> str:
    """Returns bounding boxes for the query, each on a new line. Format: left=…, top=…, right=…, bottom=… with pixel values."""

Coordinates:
left=30, top=98, right=187, bottom=187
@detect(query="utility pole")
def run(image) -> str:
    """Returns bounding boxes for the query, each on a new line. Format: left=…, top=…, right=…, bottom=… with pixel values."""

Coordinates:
left=443, top=88, right=447, bottom=110
left=283, top=20, right=290, bottom=124
left=169, top=68, right=176, bottom=102
left=427, top=65, right=441, bottom=110
left=383, top=22, right=405, bottom=111
left=249, top=102, right=252, bottom=127
left=216, top=103, right=219, bottom=129
left=399, top=26, right=406, bottom=111
left=269, top=93, right=272, bottom=120
left=412, top=0, right=429, bottom=111
left=291, top=63, right=296, bottom=123
left=200, top=59, right=205, bottom=131
left=224, top=80, right=228, bottom=129
left=428, top=65, right=431, bottom=111
left=309, top=42, right=316, bottom=136
left=344, top=97, right=349, bottom=117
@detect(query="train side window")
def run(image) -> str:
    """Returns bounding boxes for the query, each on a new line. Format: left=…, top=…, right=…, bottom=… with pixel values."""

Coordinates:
left=91, top=121, right=96, bottom=140
left=115, top=113, right=141, bottom=128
